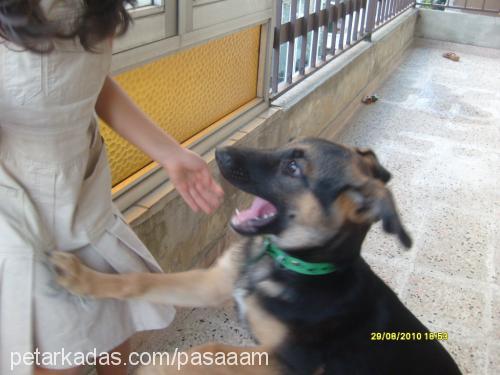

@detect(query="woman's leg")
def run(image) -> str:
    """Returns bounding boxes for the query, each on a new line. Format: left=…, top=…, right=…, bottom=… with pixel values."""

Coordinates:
left=95, top=339, right=130, bottom=375
left=35, top=366, right=81, bottom=375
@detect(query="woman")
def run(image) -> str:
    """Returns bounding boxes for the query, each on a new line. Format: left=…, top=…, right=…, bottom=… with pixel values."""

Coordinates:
left=0, top=1, right=223, bottom=374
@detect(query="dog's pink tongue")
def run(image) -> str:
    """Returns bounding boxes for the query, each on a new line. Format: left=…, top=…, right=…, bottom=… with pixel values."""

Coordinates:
left=233, top=197, right=277, bottom=224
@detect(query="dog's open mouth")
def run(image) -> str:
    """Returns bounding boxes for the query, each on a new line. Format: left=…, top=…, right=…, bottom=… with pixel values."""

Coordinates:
left=231, top=196, right=278, bottom=234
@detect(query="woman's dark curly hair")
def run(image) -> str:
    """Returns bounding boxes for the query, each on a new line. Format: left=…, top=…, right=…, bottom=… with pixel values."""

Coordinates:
left=0, top=0, right=136, bottom=52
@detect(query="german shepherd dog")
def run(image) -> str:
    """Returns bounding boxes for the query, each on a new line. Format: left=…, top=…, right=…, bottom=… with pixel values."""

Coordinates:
left=51, top=138, right=461, bottom=374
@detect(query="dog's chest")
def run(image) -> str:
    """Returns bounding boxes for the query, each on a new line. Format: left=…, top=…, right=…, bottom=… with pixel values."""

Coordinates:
left=233, top=257, right=273, bottom=318
left=233, top=290, right=289, bottom=349
left=232, top=257, right=294, bottom=347
left=232, top=287, right=248, bottom=321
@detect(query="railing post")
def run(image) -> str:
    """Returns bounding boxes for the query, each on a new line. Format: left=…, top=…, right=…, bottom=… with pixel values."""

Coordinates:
left=271, top=0, right=283, bottom=94
left=299, top=0, right=310, bottom=76
left=286, top=0, right=297, bottom=85
left=364, top=0, right=378, bottom=42
left=310, top=0, right=322, bottom=68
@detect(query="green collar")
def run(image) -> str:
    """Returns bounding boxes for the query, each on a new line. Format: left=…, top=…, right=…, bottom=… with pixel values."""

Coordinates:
left=257, top=238, right=337, bottom=276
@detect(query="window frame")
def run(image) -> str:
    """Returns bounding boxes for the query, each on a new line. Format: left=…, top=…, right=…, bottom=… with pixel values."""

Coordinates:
left=130, top=1, right=165, bottom=18
left=113, top=0, right=177, bottom=55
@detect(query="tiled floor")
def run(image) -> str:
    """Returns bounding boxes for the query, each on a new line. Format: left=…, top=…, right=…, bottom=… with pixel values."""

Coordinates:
left=131, top=39, right=500, bottom=374
left=335, top=38, right=500, bottom=374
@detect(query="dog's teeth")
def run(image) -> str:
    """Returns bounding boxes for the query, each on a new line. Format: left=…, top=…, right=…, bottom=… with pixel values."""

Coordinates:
left=235, top=209, right=240, bottom=215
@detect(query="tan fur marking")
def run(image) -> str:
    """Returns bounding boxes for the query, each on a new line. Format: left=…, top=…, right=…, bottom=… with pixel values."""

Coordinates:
left=272, top=192, right=344, bottom=248
left=257, top=280, right=285, bottom=298
left=334, top=192, right=360, bottom=223
left=334, top=180, right=390, bottom=225
left=294, top=192, right=325, bottom=227
left=245, top=294, right=289, bottom=350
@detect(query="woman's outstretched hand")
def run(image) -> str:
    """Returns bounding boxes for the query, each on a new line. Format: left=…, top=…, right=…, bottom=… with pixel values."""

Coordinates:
left=94, top=77, right=223, bottom=213
left=162, top=148, right=224, bottom=214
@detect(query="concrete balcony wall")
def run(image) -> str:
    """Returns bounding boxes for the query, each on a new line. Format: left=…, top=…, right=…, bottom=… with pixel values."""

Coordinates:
left=416, top=8, right=500, bottom=49
left=450, top=0, right=500, bottom=14
left=128, top=9, right=419, bottom=273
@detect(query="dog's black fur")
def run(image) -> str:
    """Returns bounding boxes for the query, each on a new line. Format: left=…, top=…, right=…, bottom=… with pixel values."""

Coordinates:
left=216, top=138, right=461, bottom=375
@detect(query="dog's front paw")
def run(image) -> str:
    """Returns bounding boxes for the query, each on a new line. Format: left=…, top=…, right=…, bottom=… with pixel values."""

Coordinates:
left=50, top=252, right=94, bottom=296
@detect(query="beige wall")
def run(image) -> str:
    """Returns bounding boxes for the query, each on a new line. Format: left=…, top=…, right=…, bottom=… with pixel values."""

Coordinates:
left=416, top=8, right=500, bottom=49
left=450, top=0, right=500, bottom=11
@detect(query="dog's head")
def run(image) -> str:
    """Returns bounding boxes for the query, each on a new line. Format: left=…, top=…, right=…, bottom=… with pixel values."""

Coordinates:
left=215, top=138, right=411, bottom=251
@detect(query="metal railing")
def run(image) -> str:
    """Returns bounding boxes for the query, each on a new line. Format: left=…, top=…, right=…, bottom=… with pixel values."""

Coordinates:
left=270, top=0, right=416, bottom=98
left=416, top=0, right=500, bottom=13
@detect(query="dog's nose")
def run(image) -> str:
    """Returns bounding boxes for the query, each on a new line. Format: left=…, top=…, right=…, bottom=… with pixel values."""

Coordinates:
left=215, top=147, right=234, bottom=169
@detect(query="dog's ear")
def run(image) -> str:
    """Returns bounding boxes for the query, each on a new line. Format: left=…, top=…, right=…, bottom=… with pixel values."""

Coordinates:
left=355, top=148, right=391, bottom=183
left=342, top=181, right=412, bottom=248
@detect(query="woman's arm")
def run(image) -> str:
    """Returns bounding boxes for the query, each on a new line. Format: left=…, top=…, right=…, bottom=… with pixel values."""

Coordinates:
left=95, top=76, right=223, bottom=213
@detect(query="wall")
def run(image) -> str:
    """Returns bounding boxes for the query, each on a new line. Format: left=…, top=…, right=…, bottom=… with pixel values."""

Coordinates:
left=127, top=9, right=419, bottom=273
left=415, top=8, right=500, bottom=49
left=112, top=0, right=272, bottom=73
left=450, top=0, right=500, bottom=13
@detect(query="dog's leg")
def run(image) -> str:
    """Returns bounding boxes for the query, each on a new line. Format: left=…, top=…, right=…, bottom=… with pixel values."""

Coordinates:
left=50, top=245, right=241, bottom=307
left=135, top=344, right=281, bottom=375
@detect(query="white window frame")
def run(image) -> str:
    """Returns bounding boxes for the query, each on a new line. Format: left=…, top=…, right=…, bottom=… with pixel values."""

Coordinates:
left=130, top=0, right=165, bottom=18
left=113, top=0, right=177, bottom=56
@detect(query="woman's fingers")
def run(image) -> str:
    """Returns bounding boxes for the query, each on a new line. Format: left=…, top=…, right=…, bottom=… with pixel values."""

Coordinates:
left=196, top=168, right=224, bottom=204
left=169, top=162, right=224, bottom=213
left=194, top=182, right=219, bottom=213
left=189, top=175, right=222, bottom=214
left=213, top=180, right=224, bottom=198
left=202, top=168, right=224, bottom=198
left=176, top=182, right=200, bottom=212
left=189, top=186, right=213, bottom=214
left=197, top=170, right=223, bottom=209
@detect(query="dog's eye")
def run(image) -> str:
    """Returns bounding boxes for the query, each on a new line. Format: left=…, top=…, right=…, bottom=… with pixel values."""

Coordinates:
left=285, top=160, right=302, bottom=177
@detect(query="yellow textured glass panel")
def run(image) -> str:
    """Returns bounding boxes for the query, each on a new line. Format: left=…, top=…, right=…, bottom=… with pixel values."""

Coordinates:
left=101, top=26, right=261, bottom=186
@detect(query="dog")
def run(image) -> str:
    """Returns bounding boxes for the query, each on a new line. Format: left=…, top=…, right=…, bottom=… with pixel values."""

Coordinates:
left=51, top=138, right=461, bottom=374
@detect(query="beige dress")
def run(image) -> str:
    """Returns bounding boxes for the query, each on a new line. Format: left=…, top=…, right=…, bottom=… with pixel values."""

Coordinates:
left=0, top=2, right=175, bottom=373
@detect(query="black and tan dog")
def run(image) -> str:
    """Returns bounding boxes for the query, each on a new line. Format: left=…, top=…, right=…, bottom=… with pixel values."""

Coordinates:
left=51, top=138, right=461, bottom=374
